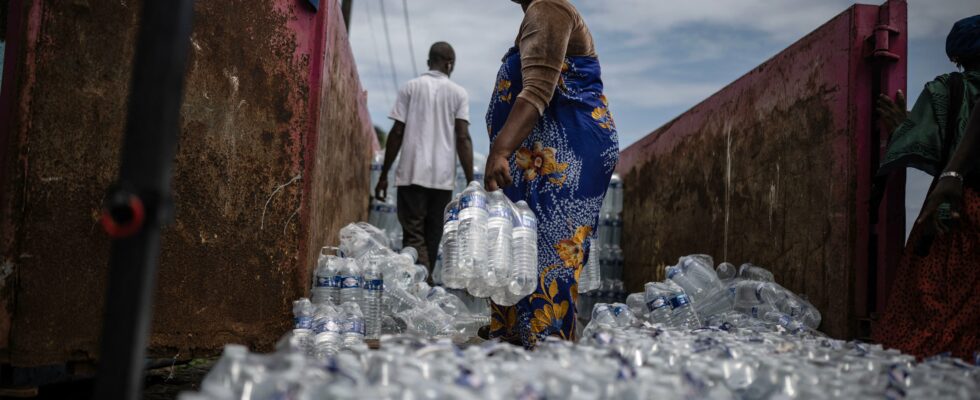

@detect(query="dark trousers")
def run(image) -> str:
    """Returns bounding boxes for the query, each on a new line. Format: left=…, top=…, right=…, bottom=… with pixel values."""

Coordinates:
left=396, top=185, right=452, bottom=270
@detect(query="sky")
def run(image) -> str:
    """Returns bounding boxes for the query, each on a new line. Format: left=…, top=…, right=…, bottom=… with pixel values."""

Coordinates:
left=347, top=0, right=978, bottom=236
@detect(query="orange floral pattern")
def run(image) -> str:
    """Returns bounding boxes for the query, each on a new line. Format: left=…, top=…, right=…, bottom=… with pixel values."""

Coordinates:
left=555, top=226, right=591, bottom=268
left=592, top=95, right=616, bottom=130
left=515, top=142, right=569, bottom=183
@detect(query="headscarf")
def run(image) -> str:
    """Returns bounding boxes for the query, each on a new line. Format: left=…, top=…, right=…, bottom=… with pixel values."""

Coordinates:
left=947, top=15, right=980, bottom=61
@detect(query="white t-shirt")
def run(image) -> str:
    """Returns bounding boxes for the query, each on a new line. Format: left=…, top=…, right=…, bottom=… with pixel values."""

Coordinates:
left=389, top=71, right=469, bottom=191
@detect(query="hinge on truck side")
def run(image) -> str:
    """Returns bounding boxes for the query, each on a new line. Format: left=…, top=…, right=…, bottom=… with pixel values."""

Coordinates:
left=871, top=24, right=901, bottom=61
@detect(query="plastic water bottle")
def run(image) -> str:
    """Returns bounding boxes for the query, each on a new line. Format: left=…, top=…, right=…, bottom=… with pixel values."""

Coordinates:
left=509, top=201, right=538, bottom=297
left=610, top=215, right=623, bottom=249
left=341, top=302, right=365, bottom=348
left=668, top=293, right=701, bottom=329
left=292, top=298, right=313, bottom=329
left=667, top=256, right=724, bottom=305
left=441, top=196, right=463, bottom=289
left=458, top=182, right=489, bottom=286
left=579, top=238, right=599, bottom=293
left=610, top=174, right=623, bottom=215
left=312, top=303, right=334, bottom=333
left=481, top=190, right=513, bottom=297
left=313, top=254, right=342, bottom=305
left=610, top=303, right=636, bottom=327
left=370, top=150, right=384, bottom=196
left=625, top=293, right=647, bottom=320
left=738, top=263, right=775, bottom=282
left=611, top=246, right=624, bottom=281
left=338, top=258, right=362, bottom=306
left=598, top=212, right=613, bottom=248
left=716, top=262, right=737, bottom=282
left=433, top=244, right=444, bottom=285
left=731, top=280, right=783, bottom=318
left=363, top=255, right=384, bottom=339
left=643, top=283, right=673, bottom=324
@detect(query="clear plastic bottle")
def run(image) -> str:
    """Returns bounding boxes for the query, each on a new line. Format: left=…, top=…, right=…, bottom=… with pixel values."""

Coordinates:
left=611, top=246, right=624, bottom=281
left=363, top=255, right=384, bottom=340
left=441, top=196, right=464, bottom=289
left=643, top=282, right=673, bottom=324
left=458, top=182, right=489, bottom=286
left=312, top=303, right=334, bottom=334
left=625, top=293, right=647, bottom=320
left=610, top=174, right=623, bottom=215
left=716, top=262, right=737, bottom=282
left=509, top=201, right=538, bottom=297
left=599, top=212, right=613, bottom=248
left=341, top=302, right=365, bottom=348
left=579, top=238, right=598, bottom=293
left=481, top=190, right=513, bottom=297
left=338, top=258, right=362, bottom=307
left=668, top=293, right=701, bottom=329
left=666, top=256, right=724, bottom=305
left=292, top=298, right=313, bottom=330
left=313, top=253, right=342, bottom=305
left=610, top=214, right=623, bottom=249
left=738, top=263, right=775, bottom=282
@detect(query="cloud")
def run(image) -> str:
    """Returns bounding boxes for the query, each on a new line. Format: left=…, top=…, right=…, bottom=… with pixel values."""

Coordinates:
left=350, top=0, right=977, bottom=154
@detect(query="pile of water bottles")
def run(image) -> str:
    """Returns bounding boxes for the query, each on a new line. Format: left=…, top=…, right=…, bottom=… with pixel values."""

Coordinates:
left=605, top=254, right=822, bottom=336
left=435, top=181, right=539, bottom=306
left=184, top=322, right=978, bottom=399
left=185, top=248, right=978, bottom=399
left=294, top=222, right=490, bottom=354
left=578, top=174, right=625, bottom=318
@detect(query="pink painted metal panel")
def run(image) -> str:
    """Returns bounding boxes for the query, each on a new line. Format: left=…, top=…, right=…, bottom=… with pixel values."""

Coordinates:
left=617, top=1, right=907, bottom=339
left=0, top=0, right=376, bottom=366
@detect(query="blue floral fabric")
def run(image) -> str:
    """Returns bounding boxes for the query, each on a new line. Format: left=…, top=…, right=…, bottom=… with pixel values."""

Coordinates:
left=487, top=47, right=619, bottom=348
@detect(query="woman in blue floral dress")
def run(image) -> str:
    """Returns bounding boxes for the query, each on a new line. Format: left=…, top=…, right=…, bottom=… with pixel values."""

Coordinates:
left=485, top=0, right=619, bottom=348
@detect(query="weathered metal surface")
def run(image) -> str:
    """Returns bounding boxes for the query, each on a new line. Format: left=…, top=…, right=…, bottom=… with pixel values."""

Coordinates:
left=0, top=0, right=375, bottom=367
left=617, top=1, right=906, bottom=339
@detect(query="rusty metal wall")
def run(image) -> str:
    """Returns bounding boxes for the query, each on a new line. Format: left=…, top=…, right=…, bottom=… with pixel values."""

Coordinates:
left=0, top=0, right=375, bottom=366
left=617, top=1, right=906, bottom=339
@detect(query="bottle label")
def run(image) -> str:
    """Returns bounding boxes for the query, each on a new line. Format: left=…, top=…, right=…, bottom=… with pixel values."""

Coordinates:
left=670, top=294, right=691, bottom=309
left=325, top=319, right=342, bottom=333
left=294, top=316, right=312, bottom=330
left=315, top=276, right=334, bottom=288
left=364, top=279, right=384, bottom=291
left=460, top=193, right=488, bottom=210
left=445, top=206, right=459, bottom=223
left=490, top=207, right=512, bottom=219
left=518, top=214, right=538, bottom=229
left=340, top=276, right=361, bottom=289
left=345, top=320, right=365, bottom=335
left=646, top=296, right=669, bottom=311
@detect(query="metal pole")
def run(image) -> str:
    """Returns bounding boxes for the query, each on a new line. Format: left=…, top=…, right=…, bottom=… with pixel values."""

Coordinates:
left=94, top=0, right=195, bottom=399
left=342, top=0, right=353, bottom=32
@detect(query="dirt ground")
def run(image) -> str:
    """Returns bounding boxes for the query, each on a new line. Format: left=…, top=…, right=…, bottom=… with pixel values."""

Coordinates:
left=16, top=358, right=217, bottom=400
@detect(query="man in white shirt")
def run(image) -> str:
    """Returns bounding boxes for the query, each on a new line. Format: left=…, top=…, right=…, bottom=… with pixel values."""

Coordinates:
left=375, top=42, right=474, bottom=269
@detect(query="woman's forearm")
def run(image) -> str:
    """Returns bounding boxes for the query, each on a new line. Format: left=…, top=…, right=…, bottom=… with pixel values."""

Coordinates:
left=945, top=103, right=980, bottom=175
left=489, top=98, right=540, bottom=158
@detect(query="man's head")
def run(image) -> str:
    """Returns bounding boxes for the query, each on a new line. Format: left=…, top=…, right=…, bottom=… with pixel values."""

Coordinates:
left=947, top=15, right=980, bottom=70
left=428, top=42, right=456, bottom=76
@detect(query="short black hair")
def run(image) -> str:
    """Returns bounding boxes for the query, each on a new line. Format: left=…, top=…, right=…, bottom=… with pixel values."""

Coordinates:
left=429, top=42, right=455, bottom=63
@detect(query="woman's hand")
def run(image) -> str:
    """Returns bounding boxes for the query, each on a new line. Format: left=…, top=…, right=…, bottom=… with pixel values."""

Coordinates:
left=917, top=176, right=964, bottom=235
left=485, top=150, right=513, bottom=191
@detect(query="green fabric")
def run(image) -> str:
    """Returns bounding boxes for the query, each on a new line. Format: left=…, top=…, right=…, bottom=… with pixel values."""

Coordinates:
left=879, top=69, right=980, bottom=176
